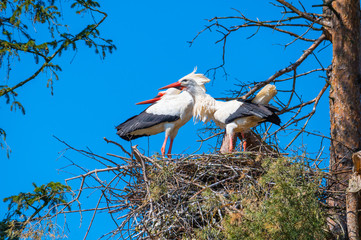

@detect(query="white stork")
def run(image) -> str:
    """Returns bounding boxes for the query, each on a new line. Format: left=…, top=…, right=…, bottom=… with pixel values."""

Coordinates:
left=116, top=69, right=210, bottom=157
left=159, top=78, right=280, bottom=152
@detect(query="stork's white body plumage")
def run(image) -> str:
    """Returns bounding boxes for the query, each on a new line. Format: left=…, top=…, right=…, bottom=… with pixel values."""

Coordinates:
left=127, top=90, right=194, bottom=139
left=193, top=94, right=273, bottom=133
left=116, top=68, right=211, bottom=157
left=214, top=101, right=263, bottom=130
left=116, top=88, right=193, bottom=156
left=209, top=84, right=278, bottom=130
left=160, top=78, right=280, bottom=152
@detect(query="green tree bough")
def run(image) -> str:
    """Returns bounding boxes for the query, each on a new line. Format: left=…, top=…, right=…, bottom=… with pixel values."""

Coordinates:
left=0, top=182, right=71, bottom=240
left=0, top=0, right=116, bottom=156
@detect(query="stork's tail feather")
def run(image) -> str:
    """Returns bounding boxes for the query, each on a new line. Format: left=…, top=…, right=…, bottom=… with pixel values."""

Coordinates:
left=116, top=115, right=139, bottom=141
left=265, top=113, right=281, bottom=126
left=116, top=130, right=145, bottom=141
left=264, top=105, right=281, bottom=126
left=116, top=132, right=132, bottom=141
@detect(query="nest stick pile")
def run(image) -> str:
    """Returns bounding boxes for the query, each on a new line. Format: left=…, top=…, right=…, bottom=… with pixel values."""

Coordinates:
left=61, top=139, right=333, bottom=239
left=115, top=147, right=268, bottom=239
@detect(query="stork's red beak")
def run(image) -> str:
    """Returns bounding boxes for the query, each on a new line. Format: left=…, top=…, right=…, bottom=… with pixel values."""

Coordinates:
left=136, top=92, right=165, bottom=105
left=136, top=97, right=161, bottom=105
left=159, top=81, right=182, bottom=90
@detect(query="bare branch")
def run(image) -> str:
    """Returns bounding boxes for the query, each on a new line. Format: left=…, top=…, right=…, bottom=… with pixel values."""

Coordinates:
left=285, top=82, right=329, bottom=149
left=242, top=34, right=326, bottom=99
left=276, top=0, right=330, bottom=26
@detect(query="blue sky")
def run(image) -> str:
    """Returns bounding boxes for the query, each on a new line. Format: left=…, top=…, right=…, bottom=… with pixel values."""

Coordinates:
left=1, top=1, right=331, bottom=238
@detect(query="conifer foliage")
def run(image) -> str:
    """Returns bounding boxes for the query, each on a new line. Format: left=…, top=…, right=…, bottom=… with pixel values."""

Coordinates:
left=0, top=182, right=71, bottom=240
left=0, top=0, right=115, bottom=156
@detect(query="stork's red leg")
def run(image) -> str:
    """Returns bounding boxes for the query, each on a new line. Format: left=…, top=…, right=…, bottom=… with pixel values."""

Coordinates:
left=241, top=132, right=246, bottom=151
left=228, top=133, right=235, bottom=152
left=167, top=138, right=174, bottom=158
left=161, top=135, right=169, bottom=157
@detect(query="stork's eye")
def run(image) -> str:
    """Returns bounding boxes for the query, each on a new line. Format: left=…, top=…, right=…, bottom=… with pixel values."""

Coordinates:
left=182, top=79, right=189, bottom=83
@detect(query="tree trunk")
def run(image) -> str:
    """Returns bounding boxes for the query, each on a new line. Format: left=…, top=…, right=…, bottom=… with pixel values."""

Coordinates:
left=327, top=0, right=361, bottom=235
left=346, top=152, right=361, bottom=239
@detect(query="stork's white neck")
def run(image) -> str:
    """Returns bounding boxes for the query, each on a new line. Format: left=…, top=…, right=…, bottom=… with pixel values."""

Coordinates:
left=183, top=81, right=219, bottom=123
left=192, top=92, right=218, bottom=123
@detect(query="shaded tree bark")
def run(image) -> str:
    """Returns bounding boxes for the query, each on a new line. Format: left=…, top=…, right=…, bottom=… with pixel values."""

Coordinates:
left=346, top=151, right=361, bottom=239
left=327, top=0, right=361, bottom=208
left=324, top=0, right=361, bottom=237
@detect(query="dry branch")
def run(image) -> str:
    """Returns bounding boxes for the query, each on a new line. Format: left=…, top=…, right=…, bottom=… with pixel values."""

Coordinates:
left=242, top=34, right=326, bottom=99
left=52, top=141, right=345, bottom=239
left=191, top=3, right=330, bottom=154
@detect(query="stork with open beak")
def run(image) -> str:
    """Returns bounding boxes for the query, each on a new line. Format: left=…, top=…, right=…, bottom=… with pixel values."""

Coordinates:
left=116, top=69, right=210, bottom=157
left=159, top=78, right=280, bottom=152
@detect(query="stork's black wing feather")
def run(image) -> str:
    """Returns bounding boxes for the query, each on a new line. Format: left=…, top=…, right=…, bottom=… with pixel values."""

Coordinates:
left=263, top=104, right=280, bottom=113
left=116, top=110, right=180, bottom=141
left=225, top=100, right=280, bottom=125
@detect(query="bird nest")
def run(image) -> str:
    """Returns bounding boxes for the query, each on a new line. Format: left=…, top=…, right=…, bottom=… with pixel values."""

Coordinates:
left=118, top=147, right=269, bottom=239
left=58, top=138, right=334, bottom=239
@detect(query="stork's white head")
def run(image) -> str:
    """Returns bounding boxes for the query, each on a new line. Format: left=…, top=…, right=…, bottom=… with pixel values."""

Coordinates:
left=161, top=88, right=182, bottom=96
left=159, top=78, right=216, bottom=123
left=178, top=67, right=210, bottom=90
left=160, top=78, right=205, bottom=95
